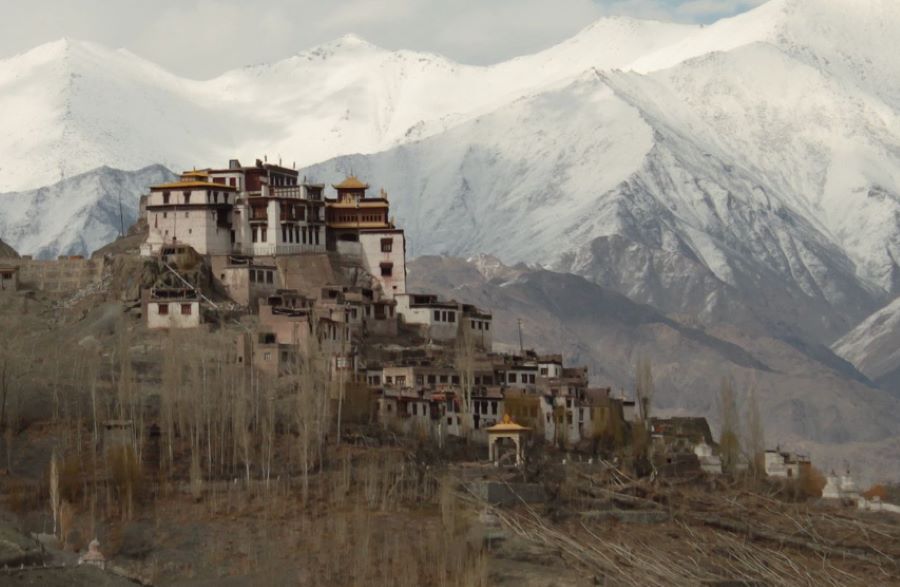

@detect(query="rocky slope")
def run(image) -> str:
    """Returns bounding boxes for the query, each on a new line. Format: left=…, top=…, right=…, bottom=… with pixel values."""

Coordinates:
left=833, top=296, right=900, bottom=399
left=0, top=238, right=17, bottom=258
left=409, top=255, right=900, bottom=481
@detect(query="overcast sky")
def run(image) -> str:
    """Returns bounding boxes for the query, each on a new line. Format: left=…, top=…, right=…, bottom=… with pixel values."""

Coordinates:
left=0, top=0, right=767, bottom=79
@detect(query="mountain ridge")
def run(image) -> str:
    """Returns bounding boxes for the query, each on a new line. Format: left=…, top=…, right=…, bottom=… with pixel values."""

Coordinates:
left=2, top=0, right=899, bottom=347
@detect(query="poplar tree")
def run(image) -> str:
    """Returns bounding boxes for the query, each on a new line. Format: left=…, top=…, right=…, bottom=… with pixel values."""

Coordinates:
left=719, top=377, right=742, bottom=474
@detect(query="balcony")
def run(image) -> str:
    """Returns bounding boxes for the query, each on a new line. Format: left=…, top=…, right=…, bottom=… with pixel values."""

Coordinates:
left=237, top=243, right=326, bottom=256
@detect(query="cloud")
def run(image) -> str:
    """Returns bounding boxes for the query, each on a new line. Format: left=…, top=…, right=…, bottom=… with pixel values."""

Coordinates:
left=0, top=0, right=770, bottom=78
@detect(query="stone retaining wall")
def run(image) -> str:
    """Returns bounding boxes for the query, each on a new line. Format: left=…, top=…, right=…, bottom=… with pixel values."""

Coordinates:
left=9, top=258, right=106, bottom=292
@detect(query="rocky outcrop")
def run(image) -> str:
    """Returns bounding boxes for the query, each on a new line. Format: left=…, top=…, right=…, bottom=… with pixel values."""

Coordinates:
left=0, top=238, right=19, bottom=259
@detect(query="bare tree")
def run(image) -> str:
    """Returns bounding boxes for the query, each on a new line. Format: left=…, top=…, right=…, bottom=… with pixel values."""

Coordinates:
left=455, top=322, right=477, bottom=438
left=634, top=356, right=654, bottom=422
left=744, top=385, right=765, bottom=478
left=49, top=450, right=60, bottom=537
left=719, top=377, right=742, bottom=474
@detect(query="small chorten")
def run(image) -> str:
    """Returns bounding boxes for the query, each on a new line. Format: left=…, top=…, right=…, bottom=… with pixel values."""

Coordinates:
left=78, top=538, right=106, bottom=569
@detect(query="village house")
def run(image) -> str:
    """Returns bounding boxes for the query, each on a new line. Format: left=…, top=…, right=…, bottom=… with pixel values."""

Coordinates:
left=219, top=259, right=279, bottom=310
left=0, top=265, right=18, bottom=292
left=142, top=287, right=201, bottom=330
left=395, top=293, right=461, bottom=340
left=693, top=441, right=723, bottom=475
left=764, top=448, right=811, bottom=479
left=822, top=470, right=860, bottom=502
left=648, top=417, right=719, bottom=476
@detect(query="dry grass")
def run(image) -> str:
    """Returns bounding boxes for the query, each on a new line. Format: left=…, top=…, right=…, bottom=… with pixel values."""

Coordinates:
left=475, top=464, right=900, bottom=587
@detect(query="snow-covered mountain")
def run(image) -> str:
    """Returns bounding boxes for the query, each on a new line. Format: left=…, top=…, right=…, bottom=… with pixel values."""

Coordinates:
left=1, top=0, right=899, bottom=343
left=303, top=0, right=900, bottom=342
left=0, top=165, right=174, bottom=259
left=0, top=18, right=696, bottom=194
left=834, top=296, right=900, bottom=398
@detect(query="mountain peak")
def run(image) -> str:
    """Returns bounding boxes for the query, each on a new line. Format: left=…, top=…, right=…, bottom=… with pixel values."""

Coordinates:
left=335, top=33, right=371, bottom=47
left=300, top=33, right=381, bottom=59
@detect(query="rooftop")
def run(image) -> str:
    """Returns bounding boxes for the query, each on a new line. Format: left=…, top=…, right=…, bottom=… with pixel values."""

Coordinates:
left=487, top=414, right=530, bottom=433
left=333, top=176, right=369, bottom=190
left=151, top=180, right=237, bottom=191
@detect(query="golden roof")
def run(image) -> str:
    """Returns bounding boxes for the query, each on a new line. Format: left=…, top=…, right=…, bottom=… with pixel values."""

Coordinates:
left=487, top=414, right=530, bottom=433
left=182, top=170, right=209, bottom=177
left=151, top=181, right=236, bottom=191
left=332, top=176, right=369, bottom=190
left=326, top=200, right=388, bottom=209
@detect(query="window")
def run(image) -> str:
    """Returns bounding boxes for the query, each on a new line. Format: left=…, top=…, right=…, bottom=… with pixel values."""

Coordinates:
left=440, top=375, right=448, bottom=384
left=380, top=262, right=393, bottom=277
left=162, top=192, right=170, bottom=204
left=427, top=374, right=436, bottom=384
left=529, top=374, right=536, bottom=384
left=508, top=373, right=517, bottom=383
left=266, top=271, right=273, bottom=284
left=447, top=417, right=452, bottom=426
left=181, top=304, right=192, bottom=315
left=451, top=375, right=460, bottom=384
left=163, top=212, right=168, bottom=219
left=263, top=352, right=271, bottom=361
left=183, top=191, right=191, bottom=204
left=492, top=402, right=498, bottom=415
left=185, top=211, right=189, bottom=218
left=485, top=322, right=490, bottom=331
left=381, top=238, right=393, bottom=252
left=433, top=310, right=441, bottom=322
left=412, top=403, right=417, bottom=416
left=158, top=304, right=169, bottom=315
left=448, top=312, right=456, bottom=323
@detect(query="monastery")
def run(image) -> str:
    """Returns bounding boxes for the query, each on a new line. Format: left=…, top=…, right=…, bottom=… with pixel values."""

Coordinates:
left=132, top=157, right=648, bottom=453
left=129, top=157, right=821, bottom=472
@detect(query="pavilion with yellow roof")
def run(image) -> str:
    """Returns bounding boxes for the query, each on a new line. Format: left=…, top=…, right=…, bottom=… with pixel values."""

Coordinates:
left=487, top=414, right=530, bottom=466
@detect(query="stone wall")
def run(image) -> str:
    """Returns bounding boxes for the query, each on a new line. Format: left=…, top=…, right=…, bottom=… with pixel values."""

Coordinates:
left=10, top=258, right=106, bottom=292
